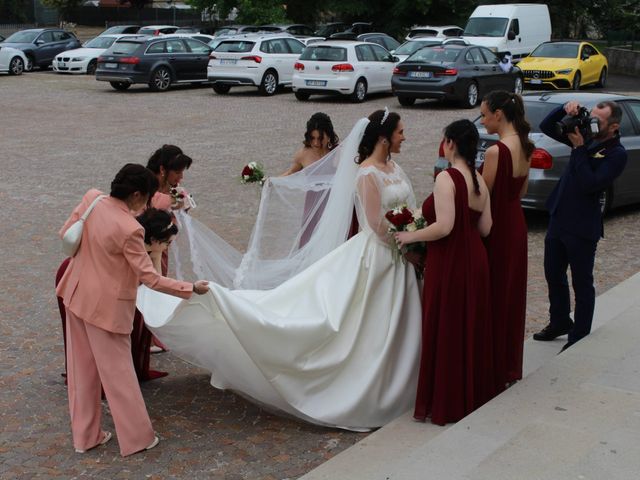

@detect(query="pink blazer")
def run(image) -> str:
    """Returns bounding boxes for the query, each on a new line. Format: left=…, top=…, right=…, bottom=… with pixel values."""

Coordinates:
left=56, top=189, right=193, bottom=334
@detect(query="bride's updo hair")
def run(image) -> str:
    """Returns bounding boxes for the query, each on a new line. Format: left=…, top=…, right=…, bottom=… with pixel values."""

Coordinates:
left=443, top=119, right=481, bottom=195
left=356, top=109, right=401, bottom=164
left=304, top=112, right=339, bottom=150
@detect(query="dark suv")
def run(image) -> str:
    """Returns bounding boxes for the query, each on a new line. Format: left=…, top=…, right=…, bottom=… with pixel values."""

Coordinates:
left=0, top=28, right=81, bottom=71
left=95, top=36, right=211, bottom=91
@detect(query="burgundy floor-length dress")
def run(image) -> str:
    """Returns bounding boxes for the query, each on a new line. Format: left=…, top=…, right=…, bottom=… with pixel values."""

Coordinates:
left=56, top=258, right=162, bottom=382
left=414, top=168, right=495, bottom=425
left=481, top=142, right=528, bottom=390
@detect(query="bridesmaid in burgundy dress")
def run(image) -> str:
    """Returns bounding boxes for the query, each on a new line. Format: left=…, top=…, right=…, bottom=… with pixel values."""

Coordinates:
left=479, top=91, right=534, bottom=391
left=396, top=120, right=495, bottom=425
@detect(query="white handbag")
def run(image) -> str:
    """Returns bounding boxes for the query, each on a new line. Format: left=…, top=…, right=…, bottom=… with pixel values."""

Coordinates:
left=62, top=194, right=106, bottom=257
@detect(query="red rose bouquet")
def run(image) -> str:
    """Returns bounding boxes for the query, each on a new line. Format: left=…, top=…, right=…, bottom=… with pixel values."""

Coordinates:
left=241, top=162, right=266, bottom=186
left=385, top=204, right=426, bottom=262
left=169, top=185, right=196, bottom=210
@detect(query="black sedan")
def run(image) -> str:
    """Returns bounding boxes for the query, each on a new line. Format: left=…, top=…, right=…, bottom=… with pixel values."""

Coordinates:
left=0, top=28, right=81, bottom=71
left=95, top=36, right=211, bottom=91
left=391, top=44, right=523, bottom=108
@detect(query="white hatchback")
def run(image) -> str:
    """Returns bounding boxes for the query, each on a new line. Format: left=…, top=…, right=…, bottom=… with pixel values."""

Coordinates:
left=52, top=34, right=141, bottom=74
left=291, top=41, right=398, bottom=103
left=0, top=45, right=27, bottom=75
left=208, top=33, right=306, bottom=96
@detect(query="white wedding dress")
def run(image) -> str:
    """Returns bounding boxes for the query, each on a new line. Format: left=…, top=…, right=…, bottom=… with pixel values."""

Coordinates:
left=137, top=120, right=422, bottom=430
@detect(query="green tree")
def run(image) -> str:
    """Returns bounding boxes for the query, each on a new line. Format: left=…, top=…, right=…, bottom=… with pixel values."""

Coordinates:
left=40, top=0, right=82, bottom=21
left=0, top=0, right=32, bottom=22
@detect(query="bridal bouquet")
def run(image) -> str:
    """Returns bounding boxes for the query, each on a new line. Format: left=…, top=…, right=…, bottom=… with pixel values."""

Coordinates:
left=385, top=205, right=427, bottom=263
left=169, top=185, right=197, bottom=210
left=241, top=162, right=266, bottom=186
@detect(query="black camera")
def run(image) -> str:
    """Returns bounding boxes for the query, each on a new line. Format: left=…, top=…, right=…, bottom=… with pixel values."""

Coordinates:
left=555, top=106, right=600, bottom=139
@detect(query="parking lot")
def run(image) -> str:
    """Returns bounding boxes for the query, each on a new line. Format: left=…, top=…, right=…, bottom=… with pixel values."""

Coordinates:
left=1, top=71, right=640, bottom=478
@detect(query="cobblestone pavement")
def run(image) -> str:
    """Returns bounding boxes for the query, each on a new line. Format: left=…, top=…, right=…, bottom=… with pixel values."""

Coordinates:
left=1, top=71, right=639, bottom=479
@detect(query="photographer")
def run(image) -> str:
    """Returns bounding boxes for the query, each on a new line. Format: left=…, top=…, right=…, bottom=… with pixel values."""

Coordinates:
left=533, top=100, right=627, bottom=352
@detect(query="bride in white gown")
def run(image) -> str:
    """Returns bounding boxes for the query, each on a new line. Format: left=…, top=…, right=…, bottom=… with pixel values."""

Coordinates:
left=137, top=110, right=422, bottom=430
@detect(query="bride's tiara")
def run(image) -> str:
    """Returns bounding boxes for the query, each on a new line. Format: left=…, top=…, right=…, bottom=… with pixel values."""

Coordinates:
left=381, top=107, right=389, bottom=125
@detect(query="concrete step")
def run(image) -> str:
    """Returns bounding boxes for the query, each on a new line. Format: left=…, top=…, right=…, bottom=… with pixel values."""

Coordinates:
left=301, top=272, right=640, bottom=480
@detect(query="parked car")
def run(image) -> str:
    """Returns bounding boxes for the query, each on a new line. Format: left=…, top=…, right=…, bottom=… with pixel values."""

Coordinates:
left=405, top=25, right=464, bottom=41
left=472, top=92, right=640, bottom=212
left=208, top=33, right=306, bottom=96
left=99, top=25, right=141, bottom=36
left=95, top=36, right=211, bottom=91
left=53, top=34, right=143, bottom=74
left=517, top=41, right=608, bottom=90
left=0, top=44, right=28, bottom=75
left=175, top=27, right=202, bottom=34
left=292, top=40, right=398, bottom=103
left=137, top=25, right=179, bottom=36
left=329, top=32, right=400, bottom=52
left=214, top=25, right=262, bottom=37
left=345, top=22, right=374, bottom=35
left=300, top=37, right=326, bottom=46
left=0, top=28, right=81, bottom=71
left=391, top=44, right=523, bottom=108
left=393, top=37, right=469, bottom=62
left=163, top=33, right=217, bottom=44
left=315, top=22, right=349, bottom=38
left=259, top=24, right=315, bottom=38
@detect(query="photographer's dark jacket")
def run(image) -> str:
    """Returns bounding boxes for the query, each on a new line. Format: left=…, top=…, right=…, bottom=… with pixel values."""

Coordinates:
left=540, top=105, right=627, bottom=241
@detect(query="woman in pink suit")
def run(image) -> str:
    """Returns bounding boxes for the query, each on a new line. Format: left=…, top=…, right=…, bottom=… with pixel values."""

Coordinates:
left=479, top=91, right=533, bottom=391
left=57, top=164, right=209, bottom=456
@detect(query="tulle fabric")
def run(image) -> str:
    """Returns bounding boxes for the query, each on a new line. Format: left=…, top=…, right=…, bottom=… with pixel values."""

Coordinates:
left=171, top=118, right=370, bottom=290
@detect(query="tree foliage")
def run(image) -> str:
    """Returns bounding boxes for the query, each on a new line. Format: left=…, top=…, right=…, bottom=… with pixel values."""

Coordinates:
left=0, top=0, right=32, bottom=23
left=40, top=0, right=82, bottom=21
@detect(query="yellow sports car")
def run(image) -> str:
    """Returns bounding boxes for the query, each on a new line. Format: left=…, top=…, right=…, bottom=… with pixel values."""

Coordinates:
left=518, top=41, right=608, bottom=90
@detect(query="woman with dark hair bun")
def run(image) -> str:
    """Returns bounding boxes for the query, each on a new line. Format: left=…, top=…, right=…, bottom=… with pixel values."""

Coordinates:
left=56, top=164, right=209, bottom=456
left=281, top=112, right=339, bottom=176
left=146, top=144, right=194, bottom=213
left=396, top=119, right=496, bottom=425
left=479, top=90, right=532, bottom=391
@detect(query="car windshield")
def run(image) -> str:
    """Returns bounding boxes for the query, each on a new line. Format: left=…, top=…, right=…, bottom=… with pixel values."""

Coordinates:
left=395, top=40, right=440, bottom=55
left=299, top=46, right=347, bottom=61
left=409, top=29, right=438, bottom=38
left=84, top=36, right=117, bottom=49
left=463, top=17, right=509, bottom=37
left=110, top=41, right=140, bottom=54
left=316, top=25, right=342, bottom=36
left=407, top=47, right=460, bottom=63
left=215, top=41, right=255, bottom=53
left=530, top=43, right=579, bottom=59
left=5, top=31, right=39, bottom=43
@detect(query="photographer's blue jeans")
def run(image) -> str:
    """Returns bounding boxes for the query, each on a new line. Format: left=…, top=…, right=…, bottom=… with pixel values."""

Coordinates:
left=544, top=233, right=598, bottom=345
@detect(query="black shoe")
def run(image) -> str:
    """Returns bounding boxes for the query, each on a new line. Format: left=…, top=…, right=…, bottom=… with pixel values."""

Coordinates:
left=533, top=322, right=573, bottom=341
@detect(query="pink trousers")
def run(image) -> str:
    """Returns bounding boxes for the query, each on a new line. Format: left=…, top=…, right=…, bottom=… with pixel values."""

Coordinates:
left=65, top=310, right=155, bottom=456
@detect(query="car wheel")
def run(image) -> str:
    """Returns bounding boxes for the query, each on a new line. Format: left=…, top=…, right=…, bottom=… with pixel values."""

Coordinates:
left=24, top=55, right=34, bottom=72
left=9, top=56, right=24, bottom=75
left=350, top=78, right=367, bottom=103
left=212, top=84, right=231, bottom=94
left=109, top=81, right=131, bottom=91
left=295, top=91, right=310, bottom=101
left=149, top=66, right=172, bottom=92
left=572, top=71, right=581, bottom=90
left=514, top=75, right=523, bottom=94
left=397, top=96, right=415, bottom=107
left=86, top=60, right=97, bottom=75
left=600, top=188, right=613, bottom=215
left=462, top=81, right=479, bottom=108
left=596, top=67, right=607, bottom=88
left=259, top=70, right=278, bottom=96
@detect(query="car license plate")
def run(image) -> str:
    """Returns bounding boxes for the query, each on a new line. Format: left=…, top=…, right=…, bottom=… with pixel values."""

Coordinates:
left=306, top=80, right=327, bottom=87
left=60, top=62, right=66, bottom=67
left=105, top=62, right=118, bottom=69
left=529, top=79, right=542, bottom=85
left=409, top=71, right=432, bottom=78
left=220, top=59, right=237, bottom=65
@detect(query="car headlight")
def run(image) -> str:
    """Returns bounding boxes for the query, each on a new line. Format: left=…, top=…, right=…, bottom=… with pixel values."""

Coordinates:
left=555, top=69, right=573, bottom=75
left=71, top=57, right=85, bottom=62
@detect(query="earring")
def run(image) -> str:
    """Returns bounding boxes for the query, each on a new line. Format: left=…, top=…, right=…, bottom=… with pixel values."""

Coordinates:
left=382, top=139, right=388, bottom=145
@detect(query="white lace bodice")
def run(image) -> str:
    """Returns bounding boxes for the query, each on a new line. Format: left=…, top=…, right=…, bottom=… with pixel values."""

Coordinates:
left=354, top=162, right=416, bottom=242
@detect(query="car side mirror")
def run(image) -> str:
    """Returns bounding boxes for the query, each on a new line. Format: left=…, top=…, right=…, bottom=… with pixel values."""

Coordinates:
left=507, top=30, right=516, bottom=41
left=391, top=55, right=399, bottom=62
left=35, top=39, right=45, bottom=45
left=581, top=53, right=590, bottom=60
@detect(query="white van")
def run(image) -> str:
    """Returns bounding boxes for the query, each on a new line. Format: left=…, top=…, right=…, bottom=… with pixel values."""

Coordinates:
left=462, top=4, right=551, bottom=61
